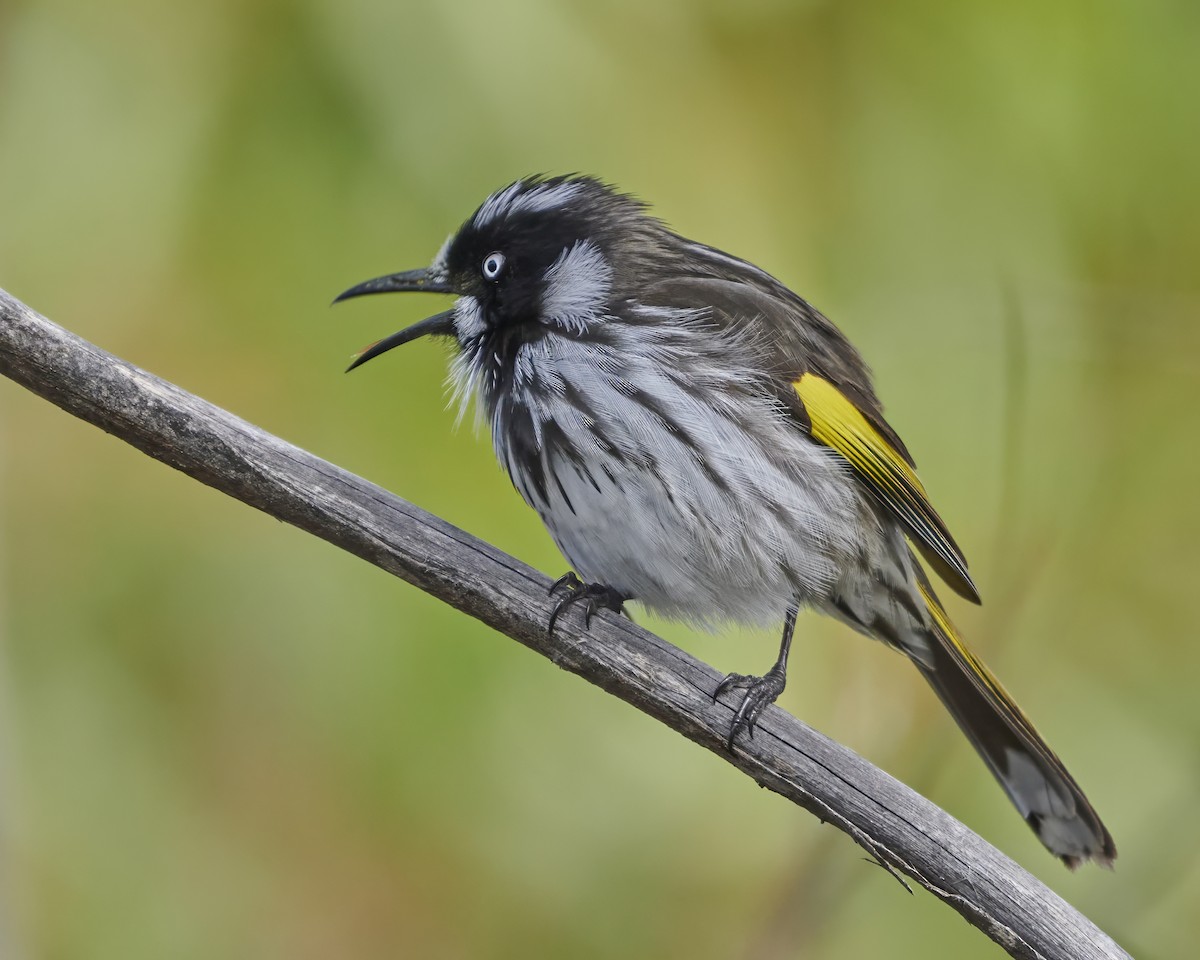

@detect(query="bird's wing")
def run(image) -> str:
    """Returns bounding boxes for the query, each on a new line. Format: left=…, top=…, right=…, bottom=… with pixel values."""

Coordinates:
left=792, top=371, right=978, bottom=603
left=639, top=273, right=979, bottom=603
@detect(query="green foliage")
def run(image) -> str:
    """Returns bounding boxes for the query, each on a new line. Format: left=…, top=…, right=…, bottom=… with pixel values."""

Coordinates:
left=2, top=1, right=1196, bottom=956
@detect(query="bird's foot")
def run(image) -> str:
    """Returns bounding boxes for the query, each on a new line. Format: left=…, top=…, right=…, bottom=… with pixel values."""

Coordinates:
left=714, top=666, right=787, bottom=750
left=547, top=572, right=627, bottom=634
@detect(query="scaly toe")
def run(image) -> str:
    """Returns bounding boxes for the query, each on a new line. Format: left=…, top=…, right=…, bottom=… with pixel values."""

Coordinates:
left=717, top=671, right=787, bottom=750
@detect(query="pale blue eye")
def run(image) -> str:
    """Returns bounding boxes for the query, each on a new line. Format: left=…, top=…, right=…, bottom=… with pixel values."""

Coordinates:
left=482, top=251, right=505, bottom=280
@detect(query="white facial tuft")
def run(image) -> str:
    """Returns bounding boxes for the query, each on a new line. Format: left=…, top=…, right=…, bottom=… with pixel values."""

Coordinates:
left=429, top=233, right=455, bottom=284
left=473, top=180, right=585, bottom=229
left=452, top=295, right=487, bottom=340
left=540, top=240, right=613, bottom=334
left=447, top=295, right=487, bottom=428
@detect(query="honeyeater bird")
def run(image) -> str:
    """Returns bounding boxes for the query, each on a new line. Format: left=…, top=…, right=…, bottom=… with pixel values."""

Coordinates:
left=336, top=175, right=1115, bottom=868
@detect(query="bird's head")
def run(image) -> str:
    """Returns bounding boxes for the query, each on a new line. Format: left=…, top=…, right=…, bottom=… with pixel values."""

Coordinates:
left=335, top=175, right=656, bottom=374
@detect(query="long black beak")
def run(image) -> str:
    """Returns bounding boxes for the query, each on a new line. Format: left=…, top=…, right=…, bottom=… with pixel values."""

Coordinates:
left=334, top=268, right=456, bottom=372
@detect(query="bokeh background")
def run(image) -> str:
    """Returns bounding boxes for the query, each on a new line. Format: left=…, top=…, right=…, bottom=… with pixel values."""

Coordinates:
left=2, top=1, right=1197, bottom=957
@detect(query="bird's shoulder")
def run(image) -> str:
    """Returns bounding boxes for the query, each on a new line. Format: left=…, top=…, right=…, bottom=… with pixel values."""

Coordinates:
left=635, top=268, right=979, bottom=603
left=636, top=270, right=913, bottom=465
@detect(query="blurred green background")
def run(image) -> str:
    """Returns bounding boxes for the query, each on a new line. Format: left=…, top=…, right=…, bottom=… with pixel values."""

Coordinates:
left=2, top=0, right=1196, bottom=956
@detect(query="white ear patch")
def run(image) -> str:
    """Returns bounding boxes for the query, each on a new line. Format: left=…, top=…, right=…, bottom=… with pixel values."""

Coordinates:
left=540, top=240, right=613, bottom=334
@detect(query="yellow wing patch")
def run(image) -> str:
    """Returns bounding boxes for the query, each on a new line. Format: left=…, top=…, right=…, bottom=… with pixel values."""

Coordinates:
left=794, top=373, right=979, bottom=603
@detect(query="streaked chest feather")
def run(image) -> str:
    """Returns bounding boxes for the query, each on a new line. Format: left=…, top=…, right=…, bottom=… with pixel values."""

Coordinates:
left=458, top=323, right=874, bottom=626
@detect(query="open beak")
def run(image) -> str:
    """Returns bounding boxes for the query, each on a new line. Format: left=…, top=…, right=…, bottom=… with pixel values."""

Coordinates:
left=334, top=268, right=456, bottom=372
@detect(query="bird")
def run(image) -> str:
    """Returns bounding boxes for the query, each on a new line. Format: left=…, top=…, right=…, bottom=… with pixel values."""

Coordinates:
left=335, top=174, right=1115, bottom=868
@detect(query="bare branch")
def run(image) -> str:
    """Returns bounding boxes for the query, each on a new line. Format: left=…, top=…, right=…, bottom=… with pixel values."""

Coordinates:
left=0, top=288, right=1129, bottom=960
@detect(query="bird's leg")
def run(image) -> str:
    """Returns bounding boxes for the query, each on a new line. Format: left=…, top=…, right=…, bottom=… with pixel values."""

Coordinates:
left=547, top=572, right=629, bottom=634
left=714, top=601, right=799, bottom=749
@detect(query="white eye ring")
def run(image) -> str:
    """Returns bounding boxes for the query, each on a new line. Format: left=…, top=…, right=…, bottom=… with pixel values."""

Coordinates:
left=482, top=251, right=506, bottom=281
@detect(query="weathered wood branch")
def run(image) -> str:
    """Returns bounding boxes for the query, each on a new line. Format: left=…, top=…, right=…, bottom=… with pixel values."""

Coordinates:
left=0, top=288, right=1128, bottom=960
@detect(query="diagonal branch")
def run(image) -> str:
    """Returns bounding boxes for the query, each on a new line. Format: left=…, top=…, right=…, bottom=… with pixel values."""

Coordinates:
left=0, top=288, right=1128, bottom=960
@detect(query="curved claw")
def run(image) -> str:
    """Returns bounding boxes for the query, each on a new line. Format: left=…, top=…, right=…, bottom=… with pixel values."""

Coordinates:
left=547, top=573, right=627, bottom=636
left=714, top=669, right=787, bottom=750
left=547, top=572, right=584, bottom=635
left=549, top=572, right=583, bottom=597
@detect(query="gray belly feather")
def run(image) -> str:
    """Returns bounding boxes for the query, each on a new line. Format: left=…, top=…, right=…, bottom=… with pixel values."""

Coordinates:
left=491, top=331, right=883, bottom=628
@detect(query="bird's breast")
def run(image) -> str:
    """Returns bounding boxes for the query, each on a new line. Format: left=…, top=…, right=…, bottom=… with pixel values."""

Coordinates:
left=488, top=333, right=874, bottom=627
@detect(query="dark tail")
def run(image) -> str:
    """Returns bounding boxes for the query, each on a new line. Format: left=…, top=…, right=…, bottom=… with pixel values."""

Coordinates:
left=915, top=584, right=1116, bottom=868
